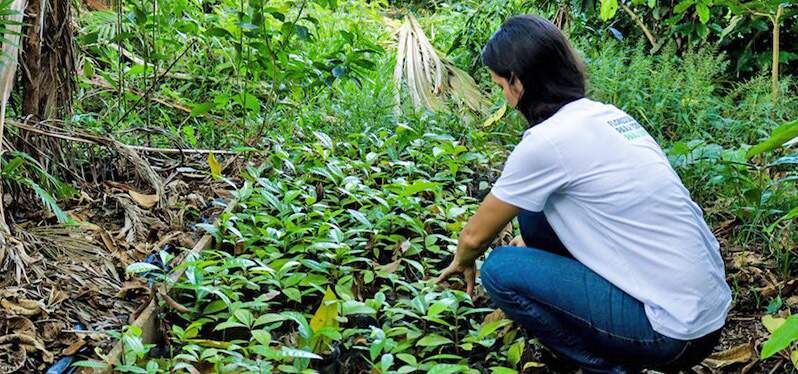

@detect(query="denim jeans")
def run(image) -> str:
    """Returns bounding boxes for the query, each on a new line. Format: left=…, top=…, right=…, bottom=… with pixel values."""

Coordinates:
left=480, top=210, right=722, bottom=373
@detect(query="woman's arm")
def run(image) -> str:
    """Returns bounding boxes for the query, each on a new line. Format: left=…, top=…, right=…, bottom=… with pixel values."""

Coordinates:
left=436, top=193, right=519, bottom=296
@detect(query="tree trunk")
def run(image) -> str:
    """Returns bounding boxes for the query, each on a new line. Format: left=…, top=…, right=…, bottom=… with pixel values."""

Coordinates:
left=21, top=0, right=41, bottom=118
left=21, top=0, right=75, bottom=120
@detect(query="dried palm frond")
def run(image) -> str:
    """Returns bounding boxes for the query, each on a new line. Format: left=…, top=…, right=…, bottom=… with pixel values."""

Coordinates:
left=0, top=0, right=27, bottom=236
left=392, top=14, right=488, bottom=115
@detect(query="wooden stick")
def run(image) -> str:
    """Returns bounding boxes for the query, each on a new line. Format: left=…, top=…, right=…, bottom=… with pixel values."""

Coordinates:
left=90, top=199, right=239, bottom=373
left=620, top=2, right=657, bottom=48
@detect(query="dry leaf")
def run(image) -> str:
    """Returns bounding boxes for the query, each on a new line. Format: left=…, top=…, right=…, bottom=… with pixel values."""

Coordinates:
left=116, top=279, right=149, bottom=298
left=703, top=343, right=754, bottom=369
left=128, top=190, right=159, bottom=209
left=97, top=227, right=117, bottom=252
left=1, top=299, right=43, bottom=316
left=0, top=343, right=25, bottom=374
left=47, top=288, right=68, bottom=307
left=762, top=315, right=786, bottom=333
left=61, top=338, right=86, bottom=356
left=262, top=290, right=280, bottom=301
left=41, top=321, right=65, bottom=342
left=483, top=309, right=507, bottom=325
left=378, top=259, right=401, bottom=273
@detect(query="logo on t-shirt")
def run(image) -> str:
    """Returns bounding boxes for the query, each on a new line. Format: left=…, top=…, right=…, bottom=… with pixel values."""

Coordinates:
left=607, top=116, right=650, bottom=141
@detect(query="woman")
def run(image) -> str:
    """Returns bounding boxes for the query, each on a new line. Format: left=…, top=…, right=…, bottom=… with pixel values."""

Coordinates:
left=436, top=15, right=731, bottom=373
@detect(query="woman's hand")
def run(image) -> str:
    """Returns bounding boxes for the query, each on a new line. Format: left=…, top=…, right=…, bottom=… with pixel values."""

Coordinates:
left=436, top=256, right=477, bottom=296
left=508, top=235, right=525, bottom=247
left=435, top=193, right=519, bottom=297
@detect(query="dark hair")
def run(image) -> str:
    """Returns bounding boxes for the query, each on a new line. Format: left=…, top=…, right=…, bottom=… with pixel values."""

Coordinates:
left=482, top=15, right=586, bottom=126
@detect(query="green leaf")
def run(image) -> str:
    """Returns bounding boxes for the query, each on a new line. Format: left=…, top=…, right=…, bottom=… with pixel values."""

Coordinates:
left=26, top=179, right=70, bottom=223
left=251, top=330, right=272, bottom=346
left=233, top=309, right=254, bottom=327
left=342, top=300, right=377, bottom=315
left=71, top=360, right=109, bottom=369
left=190, top=102, right=214, bottom=116
left=396, top=353, right=417, bottom=366
left=695, top=3, right=710, bottom=24
left=674, top=0, right=695, bottom=13
left=427, top=364, right=468, bottom=374
left=399, top=180, right=441, bottom=197
left=283, top=288, right=302, bottom=301
left=761, top=315, right=798, bottom=359
left=275, top=347, right=323, bottom=360
left=507, top=340, right=525, bottom=366
left=599, top=0, right=619, bottom=20
left=479, top=319, right=513, bottom=338
left=747, top=119, right=798, bottom=159
left=416, top=334, right=453, bottom=348
left=490, top=368, right=517, bottom=374
left=126, top=262, right=160, bottom=274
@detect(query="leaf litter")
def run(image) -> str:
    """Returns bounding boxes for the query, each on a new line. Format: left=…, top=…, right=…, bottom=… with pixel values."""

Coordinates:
left=0, top=149, right=238, bottom=372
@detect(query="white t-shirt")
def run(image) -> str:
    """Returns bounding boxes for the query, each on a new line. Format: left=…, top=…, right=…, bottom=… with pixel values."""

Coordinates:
left=491, top=98, right=731, bottom=340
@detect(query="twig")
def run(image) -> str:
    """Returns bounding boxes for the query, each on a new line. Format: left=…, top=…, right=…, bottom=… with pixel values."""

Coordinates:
left=113, top=40, right=197, bottom=127
left=7, top=120, right=238, bottom=154
left=620, top=2, right=657, bottom=48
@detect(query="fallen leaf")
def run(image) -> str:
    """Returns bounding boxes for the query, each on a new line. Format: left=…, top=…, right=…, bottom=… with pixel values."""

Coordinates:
left=703, top=343, right=754, bottom=369
left=208, top=152, right=222, bottom=180
left=483, top=309, right=507, bottom=325
left=1, top=299, right=43, bottom=316
left=762, top=315, right=786, bottom=333
left=41, top=321, right=65, bottom=342
left=128, top=190, right=159, bottom=209
left=116, top=279, right=149, bottom=298
left=377, top=259, right=401, bottom=273
left=0, top=343, right=25, bottom=373
left=97, top=227, right=117, bottom=252
left=262, top=290, right=280, bottom=301
left=523, top=361, right=545, bottom=369
left=61, top=338, right=86, bottom=356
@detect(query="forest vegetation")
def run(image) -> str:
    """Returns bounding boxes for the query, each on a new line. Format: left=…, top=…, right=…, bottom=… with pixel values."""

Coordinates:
left=0, top=0, right=796, bottom=372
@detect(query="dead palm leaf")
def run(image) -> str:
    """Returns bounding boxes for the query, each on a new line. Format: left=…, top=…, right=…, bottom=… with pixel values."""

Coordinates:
left=392, top=14, right=488, bottom=115
left=0, top=0, right=27, bottom=236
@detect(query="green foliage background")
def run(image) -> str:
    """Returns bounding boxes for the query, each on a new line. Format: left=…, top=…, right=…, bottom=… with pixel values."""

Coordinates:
left=3, top=0, right=795, bottom=371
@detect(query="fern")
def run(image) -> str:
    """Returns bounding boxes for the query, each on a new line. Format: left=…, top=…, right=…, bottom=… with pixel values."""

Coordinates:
left=80, top=10, right=132, bottom=43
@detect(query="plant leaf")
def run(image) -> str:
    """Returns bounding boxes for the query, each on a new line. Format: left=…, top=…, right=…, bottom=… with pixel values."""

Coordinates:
left=747, top=119, right=798, bottom=159
left=208, top=152, right=222, bottom=180
left=761, top=315, right=798, bottom=359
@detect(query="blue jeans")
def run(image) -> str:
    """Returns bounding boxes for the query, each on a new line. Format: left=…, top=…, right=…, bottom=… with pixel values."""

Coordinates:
left=480, top=210, right=722, bottom=373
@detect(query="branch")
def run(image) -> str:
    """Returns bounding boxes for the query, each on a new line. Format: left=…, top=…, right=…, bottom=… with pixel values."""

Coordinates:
left=620, top=2, right=657, bottom=48
left=6, top=120, right=238, bottom=155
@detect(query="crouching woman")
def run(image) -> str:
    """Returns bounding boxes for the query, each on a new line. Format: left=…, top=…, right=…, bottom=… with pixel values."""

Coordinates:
left=437, top=15, right=731, bottom=374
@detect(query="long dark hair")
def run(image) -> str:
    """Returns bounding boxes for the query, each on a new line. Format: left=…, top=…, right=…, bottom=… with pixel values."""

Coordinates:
left=482, top=15, right=586, bottom=126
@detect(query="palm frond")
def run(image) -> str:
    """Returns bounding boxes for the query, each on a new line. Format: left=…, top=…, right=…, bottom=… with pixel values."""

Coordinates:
left=392, top=14, right=488, bottom=115
left=24, top=178, right=71, bottom=224
left=0, top=0, right=27, bottom=234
